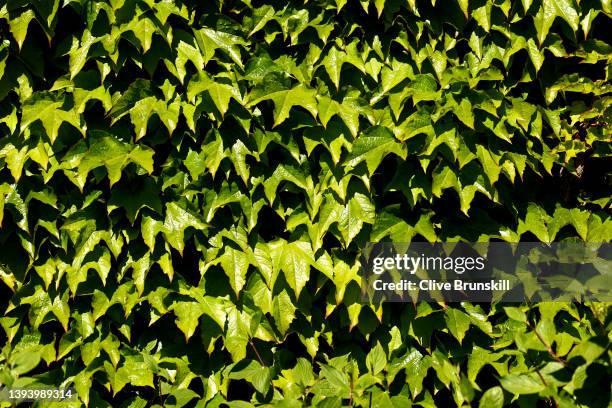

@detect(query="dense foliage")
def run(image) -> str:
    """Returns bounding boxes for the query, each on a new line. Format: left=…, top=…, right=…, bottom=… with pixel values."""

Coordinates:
left=0, top=0, right=611, bottom=406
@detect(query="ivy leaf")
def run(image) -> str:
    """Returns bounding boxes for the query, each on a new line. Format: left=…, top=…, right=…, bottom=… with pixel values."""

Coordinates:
left=162, top=203, right=208, bottom=254
left=194, top=28, right=246, bottom=68
left=66, top=131, right=155, bottom=188
left=518, top=203, right=551, bottom=243
left=225, top=306, right=249, bottom=361
left=248, top=84, right=318, bottom=127
left=20, top=93, right=82, bottom=143
left=184, top=129, right=226, bottom=180
left=171, top=294, right=226, bottom=341
left=479, top=386, right=504, bottom=408
left=113, top=355, right=155, bottom=391
left=229, top=360, right=272, bottom=395
left=366, top=343, right=387, bottom=375
left=133, top=16, right=157, bottom=52
left=249, top=5, right=276, bottom=36
left=504, top=306, right=527, bottom=323
left=371, top=60, right=414, bottom=104
left=457, top=0, right=469, bottom=18
left=339, top=192, right=375, bottom=246
left=455, top=98, right=475, bottom=129
left=269, top=239, right=316, bottom=297
left=9, top=9, right=36, bottom=49
left=187, top=74, right=242, bottom=117
left=127, top=96, right=179, bottom=140
left=445, top=308, right=471, bottom=344
left=432, top=165, right=459, bottom=197
left=20, top=286, right=53, bottom=329
left=272, top=289, right=296, bottom=336
left=317, top=94, right=361, bottom=137
left=69, top=30, right=96, bottom=79
left=219, top=247, right=249, bottom=296
left=108, top=79, right=155, bottom=119
left=533, top=0, right=579, bottom=45
left=476, top=145, right=501, bottom=185
left=171, top=301, right=203, bottom=341
left=473, top=2, right=492, bottom=31
left=567, top=337, right=606, bottom=364
left=263, top=165, right=309, bottom=205
left=371, top=212, right=414, bottom=242
left=51, top=292, right=70, bottom=331
left=346, top=126, right=407, bottom=174
left=548, top=206, right=589, bottom=241
left=321, top=46, right=345, bottom=90
left=499, top=373, right=546, bottom=395
left=549, top=0, right=580, bottom=32
left=319, top=364, right=351, bottom=398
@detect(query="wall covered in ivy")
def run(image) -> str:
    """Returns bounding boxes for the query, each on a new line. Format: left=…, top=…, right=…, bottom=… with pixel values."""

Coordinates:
left=0, top=0, right=610, bottom=406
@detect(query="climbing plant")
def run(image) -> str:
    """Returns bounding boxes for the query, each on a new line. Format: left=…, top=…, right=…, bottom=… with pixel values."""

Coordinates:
left=0, top=0, right=610, bottom=406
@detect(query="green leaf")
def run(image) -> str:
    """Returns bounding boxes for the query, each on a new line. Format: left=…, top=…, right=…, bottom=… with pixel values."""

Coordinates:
left=476, top=145, right=500, bottom=185
left=371, top=60, right=414, bottom=104
left=366, top=342, right=387, bottom=375
left=20, top=93, right=82, bottom=143
left=9, top=9, right=36, bottom=49
left=187, top=74, right=242, bottom=117
left=504, top=307, right=527, bottom=323
left=171, top=301, right=203, bottom=341
left=457, top=0, right=469, bottom=18
left=113, top=355, right=155, bottom=391
left=194, top=28, right=246, bottom=68
left=263, top=165, right=309, bottom=205
left=346, top=126, right=407, bottom=174
left=20, top=286, right=53, bottom=329
left=339, top=193, right=375, bottom=246
left=320, top=364, right=351, bottom=398
left=69, top=30, right=96, bottom=79
left=321, top=46, right=345, bottom=90
left=499, top=374, right=545, bottom=395
left=549, top=0, right=579, bottom=32
left=225, top=306, right=249, bottom=361
left=534, top=0, right=579, bottom=45
left=272, top=289, right=296, bottom=336
left=185, top=129, right=226, bottom=180
left=127, top=96, right=179, bottom=140
left=566, top=337, right=606, bottom=364
left=11, top=350, right=41, bottom=375
left=548, top=206, right=589, bottom=240
left=51, top=292, right=70, bottom=331
left=65, top=131, right=155, bottom=188
left=455, top=98, right=475, bottom=129
left=444, top=308, right=471, bottom=344
left=249, top=5, right=276, bottom=36
left=269, top=239, right=316, bottom=297
left=518, top=203, right=551, bottom=243
left=162, top=202, right=208, bottom=255
left=229, top=360, right=272, bottom=394
left=248, top=84, right=318, bottom=127
left=479, top=386, right=504, bottom=408
left=219, top=247, right=249, bottom=295
left=109, top=79, right=155, bottom=119
left=317, top=94, right=361, bottom=137
left=472, top=2, right=492, bottom=31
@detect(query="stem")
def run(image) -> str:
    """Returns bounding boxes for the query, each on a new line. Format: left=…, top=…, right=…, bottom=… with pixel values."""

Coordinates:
left=249, top=339, right=264, bottom=365
left=527, top=354, right=558, bottom=408
left=528, top=321, right=567, bottom=367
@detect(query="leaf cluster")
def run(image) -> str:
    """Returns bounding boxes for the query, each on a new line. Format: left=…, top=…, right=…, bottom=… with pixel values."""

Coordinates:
left=0, top=0, right=611, bottom=406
